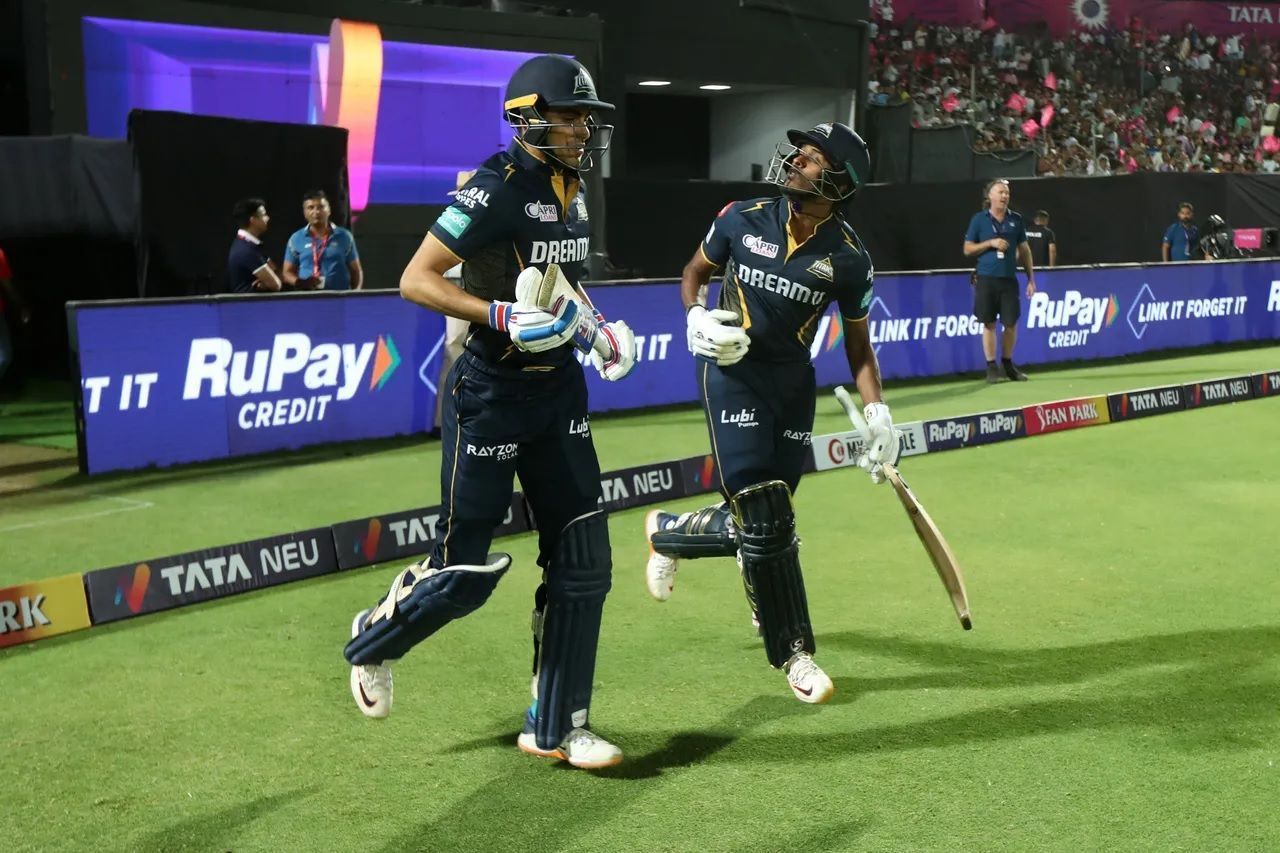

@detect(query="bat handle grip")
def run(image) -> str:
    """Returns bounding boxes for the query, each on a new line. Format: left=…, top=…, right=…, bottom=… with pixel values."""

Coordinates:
left=834, top=386, right=870, bottom=442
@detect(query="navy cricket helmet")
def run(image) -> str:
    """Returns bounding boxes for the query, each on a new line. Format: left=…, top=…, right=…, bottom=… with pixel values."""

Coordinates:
left=504, top=54, right=615, bottom=171
left=765, top=121, right=871, bottom=203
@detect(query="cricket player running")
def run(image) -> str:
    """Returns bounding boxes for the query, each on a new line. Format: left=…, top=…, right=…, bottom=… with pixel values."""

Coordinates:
left=644, top=122, right=900, bottom=704
left=343, top=55, right=637, bottom=769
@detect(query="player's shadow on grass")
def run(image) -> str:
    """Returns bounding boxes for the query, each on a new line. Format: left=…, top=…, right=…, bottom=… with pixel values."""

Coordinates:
left=382, top=696, right=805, bottom=852
left=801, top=625, right=1280, bottom=755
left=134, top=786, right=316, bottom=852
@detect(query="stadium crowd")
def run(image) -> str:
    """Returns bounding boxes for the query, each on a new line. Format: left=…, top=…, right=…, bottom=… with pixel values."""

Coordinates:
left=868, top=18, right=1280, bottom=175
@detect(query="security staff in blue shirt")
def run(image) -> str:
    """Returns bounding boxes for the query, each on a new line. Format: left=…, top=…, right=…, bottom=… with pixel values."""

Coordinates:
left=1162, top=202, right=1199, bottom=262
left=282, top=190, right=363, bottom=290
left=343, top=54, right=637, bottom=771
left=644, top=123, right=901, bottom=707
left=963, top=179, right=1037, bottom=383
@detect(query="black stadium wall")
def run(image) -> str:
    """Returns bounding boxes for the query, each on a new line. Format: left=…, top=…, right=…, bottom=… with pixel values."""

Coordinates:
left=601, top=173, right=1280, bottom=278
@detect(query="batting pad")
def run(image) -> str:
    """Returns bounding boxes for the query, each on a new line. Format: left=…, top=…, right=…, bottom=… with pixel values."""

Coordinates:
left=343, top=554, right=512, bottom=665
left=650, top=504, right=738, bottom=558
left=731, top=480, right=815, bottom=668
left=534, top=510, right=612, bottom=749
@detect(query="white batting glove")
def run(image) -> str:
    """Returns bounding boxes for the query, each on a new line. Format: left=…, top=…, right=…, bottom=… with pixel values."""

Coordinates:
left=687, top=305, right=750, bottom=366
left=489, top=298, right=578, bottom=354
left=590, top=320, right=637, bottom=381
left=857, top=402, right=902, bottom=485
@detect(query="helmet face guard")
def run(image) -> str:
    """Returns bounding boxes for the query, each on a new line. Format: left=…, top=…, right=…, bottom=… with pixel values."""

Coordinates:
left=506, top=104, right=614, bottom=172
left=764, top=141, right=858, bottom=203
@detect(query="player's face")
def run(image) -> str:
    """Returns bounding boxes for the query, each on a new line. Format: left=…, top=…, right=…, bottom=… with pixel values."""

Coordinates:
left=786, top=144, right=833, bottom=191
left=988, top=181, right=1010, bottom=210
left=304, top=197, right=331, bottom=227
left=542, top=107, right=592, bottom=168
left=251, top=206, right=270, bottom=235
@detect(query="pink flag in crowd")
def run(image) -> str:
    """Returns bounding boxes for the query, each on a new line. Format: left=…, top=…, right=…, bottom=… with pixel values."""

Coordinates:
left=1263, top=134, right=1280, bottom=153
left=1045, top=72, right=1057, bottom=90
left=942, top=93, right=959, bottom=113
left=1040, top=105, right=1054, bottom=127
left=1022, top=118, right=1040, bottom=138
left=1007, top=92, right=1027, bottom=112
left=1166, top=105, right=1181, bottom=124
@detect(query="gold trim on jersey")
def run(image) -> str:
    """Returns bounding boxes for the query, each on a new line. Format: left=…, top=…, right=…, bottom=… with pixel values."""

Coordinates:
left=796, top=305, right=823, bottom=346
left=784, top=205, right=834, bottom=261
left=698, top=243, right=723, bottom=269
left=550, top=174, right=580, bottom=222
left=503, top=163, right=517, bottom=182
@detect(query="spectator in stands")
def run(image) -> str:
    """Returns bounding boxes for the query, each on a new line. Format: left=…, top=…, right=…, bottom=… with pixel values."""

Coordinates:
left=963, top=179, right=1036, bottom=383
left=282, top=190, right=363, bottom=291
left=227, top=198, right=282, bottom=293
left=0, top=246, right=28, bottom=389
left=1162, top=202, right=1199, bottom=262
left=1025, top=209, right=1057, bottom=267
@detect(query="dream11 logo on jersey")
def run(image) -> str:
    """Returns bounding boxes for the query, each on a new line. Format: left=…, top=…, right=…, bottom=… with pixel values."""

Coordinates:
left=181, top=332, right=401, bottom=431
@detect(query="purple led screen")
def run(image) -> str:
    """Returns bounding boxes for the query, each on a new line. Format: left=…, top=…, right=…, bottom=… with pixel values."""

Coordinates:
left=81, top=17, right=538, bottom=204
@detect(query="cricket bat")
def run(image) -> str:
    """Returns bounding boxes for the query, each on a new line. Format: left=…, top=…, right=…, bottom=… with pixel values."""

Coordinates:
left=515, top=262, right=613, bottom=361
left=833, top=386, right=973, bottom=630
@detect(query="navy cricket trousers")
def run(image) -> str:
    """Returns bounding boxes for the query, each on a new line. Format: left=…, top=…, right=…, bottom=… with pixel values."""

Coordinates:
left=431, top=351, right=603, bottom=570
left=698, top=358, right=817, bottom=497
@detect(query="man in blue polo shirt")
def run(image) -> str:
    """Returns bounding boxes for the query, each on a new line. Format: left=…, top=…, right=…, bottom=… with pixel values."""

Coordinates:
left=1162, top=202, right=1199, bottom=262
left=282, top=190, right=364, bottom=290
left=963, top=179, right=1037, bottom=383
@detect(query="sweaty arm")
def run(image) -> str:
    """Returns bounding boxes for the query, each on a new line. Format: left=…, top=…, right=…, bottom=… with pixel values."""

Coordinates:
left=400, top=234, right=492, bottom=324
left=842, top=317, right=883, bottom=406
left=348, top=259, right=364, bottom=291
left=681, top=245, right=719, bottom=310
left=1161, top=240, right=1171, bottom=262
left=1048, top=241, right=1057, bottom=267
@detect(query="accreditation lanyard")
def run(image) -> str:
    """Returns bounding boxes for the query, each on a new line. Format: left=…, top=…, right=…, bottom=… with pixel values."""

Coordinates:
left=310, top=229, right=332, bottom=276
left=988, top=212, right=1007, bottom=259
left=1182, top=226, right=1192, bottom=256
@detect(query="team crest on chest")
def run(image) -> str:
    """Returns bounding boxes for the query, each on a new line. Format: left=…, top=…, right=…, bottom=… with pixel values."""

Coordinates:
left=806, top=256, right=835, bottom=282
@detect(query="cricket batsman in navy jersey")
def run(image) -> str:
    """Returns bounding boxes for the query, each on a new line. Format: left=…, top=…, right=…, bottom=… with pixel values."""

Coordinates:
left=643, top=122, right=902, bottom=704
left=342, top=55, right=638, bottom=770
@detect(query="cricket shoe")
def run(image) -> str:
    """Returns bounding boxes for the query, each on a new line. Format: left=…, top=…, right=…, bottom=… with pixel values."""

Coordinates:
left=349, top=609, right=393, bottom=719
left=644, top=509, right=680, bottom=601
left=785, top=652, right=834, bottom=705
left=517, top=708, right=623, bottom=769
left=1003, top=360, right=1028, bottom=381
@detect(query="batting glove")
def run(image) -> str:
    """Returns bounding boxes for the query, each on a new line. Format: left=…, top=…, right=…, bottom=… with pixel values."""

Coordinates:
left=687, top=305, right=750, bottom=366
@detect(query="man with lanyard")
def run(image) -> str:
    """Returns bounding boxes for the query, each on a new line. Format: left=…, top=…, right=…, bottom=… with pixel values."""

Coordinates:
left=282, top=190, right=363, bottom=290
left=641, top=123, right=901, bottom=706
left=963, top=179, right=1036, bottom=383
left=343, top=54, right=638, bottom=770
left=1162, top=202, right=1199, bottom=262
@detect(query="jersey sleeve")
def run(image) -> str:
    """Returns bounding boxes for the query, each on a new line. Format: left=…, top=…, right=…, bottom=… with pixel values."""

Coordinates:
left=1162, top=224, right=1175, bottom=244
left=836, top=257, right=875, bottom=322
left=428, top=169, right=511, bottom=261
left=964, top=214, right=981, bottom=243
left=1015, top=216, right=1028, bottom=246
left=342, top=229, right=360, bottom=261
left=1046, top=227, right=1057, bottom=245
left=283, top=234, right=301, bottom=266
left=699, top=202, right=739, bottom=267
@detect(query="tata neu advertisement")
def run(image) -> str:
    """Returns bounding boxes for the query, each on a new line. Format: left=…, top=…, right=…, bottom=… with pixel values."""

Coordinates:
left=68, top=292, right=446, bottom=474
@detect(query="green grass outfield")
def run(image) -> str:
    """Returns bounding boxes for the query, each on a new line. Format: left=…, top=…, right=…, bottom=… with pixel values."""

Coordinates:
left=2, top=347, right=1279, bottom=851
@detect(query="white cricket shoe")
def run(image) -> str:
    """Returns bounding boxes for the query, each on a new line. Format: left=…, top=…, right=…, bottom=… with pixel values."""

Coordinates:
left=785, top=652, right=834, bottom=705
left=645, top=509, right=680, bottom=601
left=349, top=608, right=393, bottom=719
left=518, top=726, right=623, bottom=770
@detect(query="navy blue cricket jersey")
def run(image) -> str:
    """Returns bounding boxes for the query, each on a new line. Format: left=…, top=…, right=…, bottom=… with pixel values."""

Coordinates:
left=701, top=197, right=875, bottom=364
left=429, top=141, right=592, bottom=369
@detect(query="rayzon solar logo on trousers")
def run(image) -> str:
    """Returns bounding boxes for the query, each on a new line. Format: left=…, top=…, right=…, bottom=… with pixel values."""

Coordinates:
left=180, top=332, right=401, bottom=430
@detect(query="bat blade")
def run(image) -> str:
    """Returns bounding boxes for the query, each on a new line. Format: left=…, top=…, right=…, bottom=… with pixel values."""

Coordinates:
left=882, top=463, right=973, bottom=630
